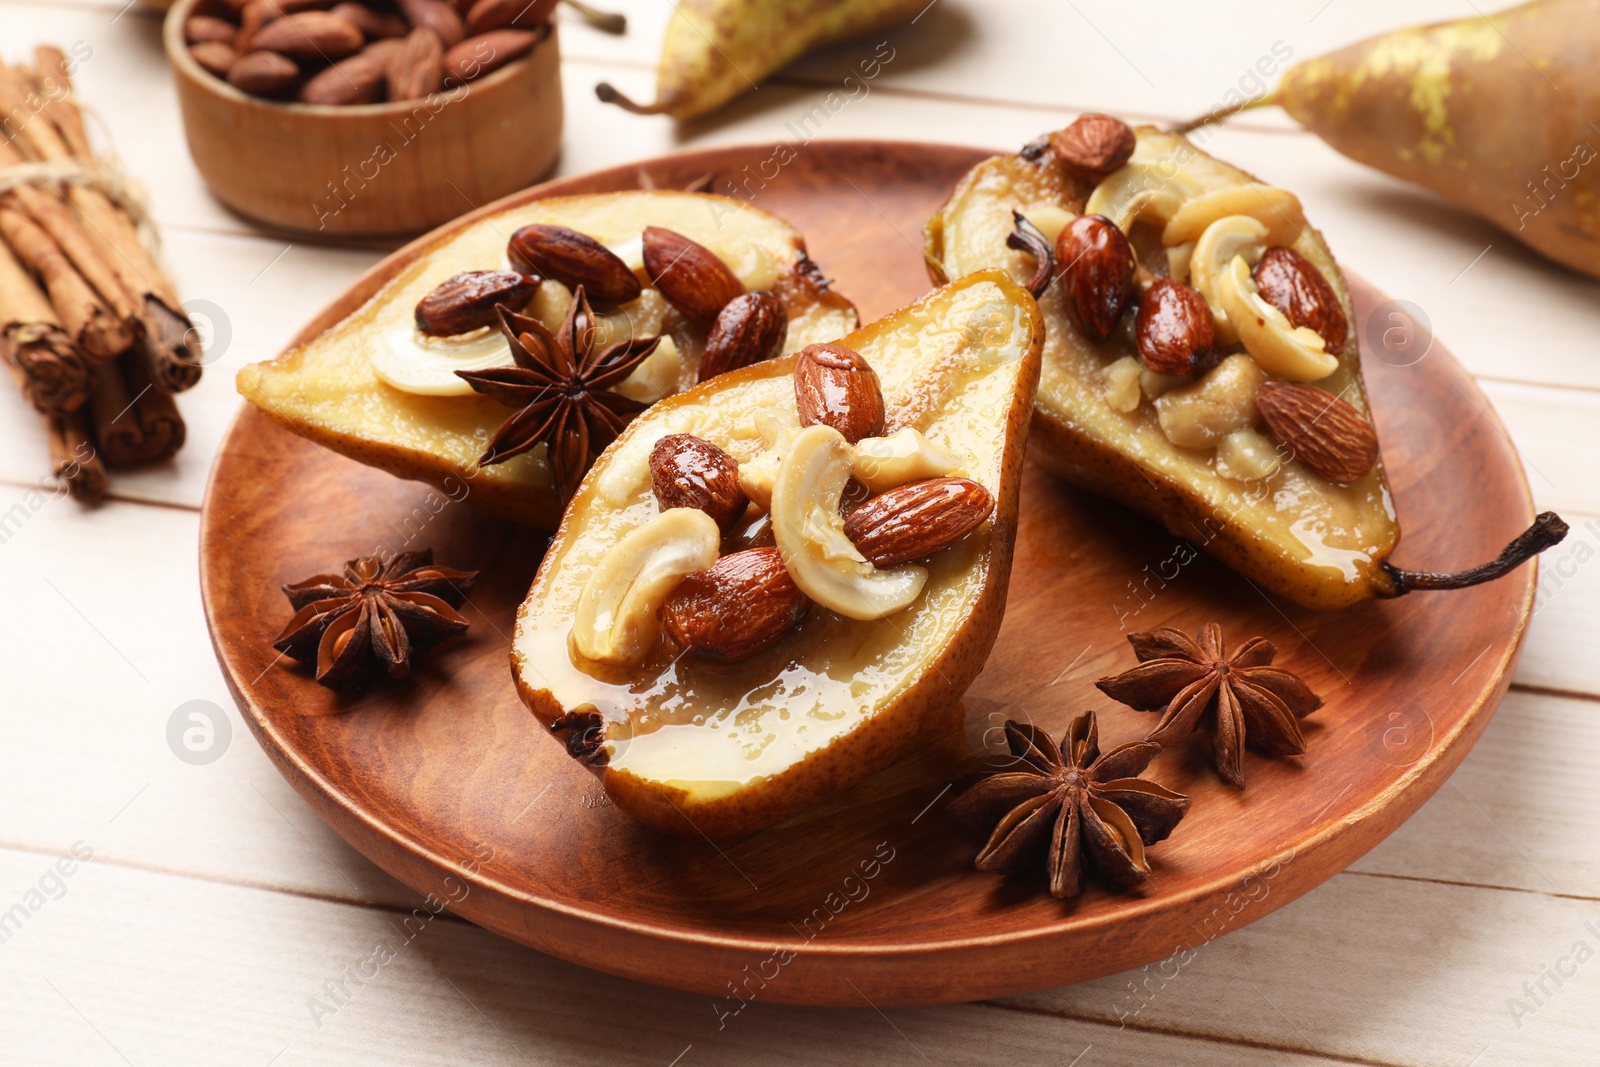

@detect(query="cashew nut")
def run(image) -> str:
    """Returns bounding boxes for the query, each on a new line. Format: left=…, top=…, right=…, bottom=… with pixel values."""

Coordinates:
left=1154, top=354, right=1267, bottom=449
left=850, top=428, right=961, bottom=493
left=1162, top=183, right=1307, bottom=247
left=1084, top=161, right=1201, bottom=233
left=569, top=507, right=721, bottom=667
left=770, top=425, right=927, bottom=620
left=1188, top=215, right=1269, bottom=347
left=1216, top=256, right=1339, bottom=382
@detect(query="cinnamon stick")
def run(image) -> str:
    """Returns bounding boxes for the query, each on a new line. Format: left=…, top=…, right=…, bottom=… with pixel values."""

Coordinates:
left=125, top=347, right=185, bottom=461
left=14, top=55, right=203, bottom=388
left=0, top=237, right=90, bottom=413
left=0, top=204, right=133, bottom=360
left=46, top=410, right=107, bottom=502
left=85, top=354, right=145, bottom=467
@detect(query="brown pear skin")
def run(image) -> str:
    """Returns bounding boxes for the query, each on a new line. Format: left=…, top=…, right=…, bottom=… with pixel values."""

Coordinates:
left=1220, top=0, right=1600, bottom=277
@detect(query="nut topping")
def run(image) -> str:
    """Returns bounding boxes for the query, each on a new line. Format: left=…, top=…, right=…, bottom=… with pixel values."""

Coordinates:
left=842, top=477, right=993, bottom=568
left=506, top=224, right=642, bottom=304
left=641, top=226, right=745, bottom=328
left=1255, top=380, right=1378, bottom=484
left=414, top=269, right=536, bottom=335
left=569, top=508, right=721, bottom=667
left=1056, top=214, right=1136, bottom=343
left=793, top=342, right=884, bottom=444
left=770, top=425, right=926, bottom=620
left=1252, top=246, right=1349, bottom=353
left=649, top=433, right=749, bottom=532
left=663, top=547, right=810, bottom=662
left=1050, top=113, right=1137, bottom=176
left=1135, top=279, right=1218, bottom=377
left=699, top=291, right=788, bottom=382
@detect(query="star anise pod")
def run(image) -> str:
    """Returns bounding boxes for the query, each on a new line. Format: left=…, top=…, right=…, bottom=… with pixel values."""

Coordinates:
left=273, top=550, right=478, bottom=690
left=949, top=711, right=1189, bottom=899
left=1095, top=623, right=1323, bottom=788
left=456, top=285, right=660, bottom=499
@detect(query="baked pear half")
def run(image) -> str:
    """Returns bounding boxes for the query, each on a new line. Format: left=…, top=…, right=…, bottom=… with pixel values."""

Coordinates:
left=238, top=191, right=859, bottom=529
left=513, top=271, right=1043, bottom=838
left=926, top=116, right=1564, bottom=609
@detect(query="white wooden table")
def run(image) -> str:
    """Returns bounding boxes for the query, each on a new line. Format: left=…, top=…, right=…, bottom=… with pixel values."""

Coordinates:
left=2, top=1, right=1596, bottom=1063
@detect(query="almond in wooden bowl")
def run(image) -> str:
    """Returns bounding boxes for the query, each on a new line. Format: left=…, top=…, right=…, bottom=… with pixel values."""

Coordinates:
left=512, top=271, right=1043, bottom=839
left=162, top=0, right=562, bottom=236
left=236, top=190, right=860, bottom=528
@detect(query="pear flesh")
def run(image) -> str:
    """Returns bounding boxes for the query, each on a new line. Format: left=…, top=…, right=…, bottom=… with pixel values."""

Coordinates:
left=512, top=271, right=1043, bottom=839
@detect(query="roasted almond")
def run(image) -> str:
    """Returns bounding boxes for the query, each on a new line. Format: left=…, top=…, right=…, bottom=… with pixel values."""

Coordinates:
left=443, top=29, right=536, bottom=83
left=332, top=2, right=409, bottom=39
left=1135, top=279, right=1218, bottom=377
left=1056, top=213, right=1135, bottom=343
left=250, top=11, right=364, bottom=60
left=227, top=50, right=300, bottom=95
left=663, top=547, right=810, bottom=662
left=298, top=40, right=400, bottom=104
left=842, top=477, right=993, bottom=567
left=641, top=226, right=745, bottom=328
left=388, top=26, right=444, bottom=101
left=398, top=0, right=465, bottom=46
left=190, top=41, right=237, bottom=77
left=234, top=0, right=274, bottom=52
left=506, top=224, right=641, bottom=304
left=1255, top=380, right=1378, bottom=484
left=650, top=434, right=749, bottom=532
left=185, top=15, right=238, bottom=45
left=698, top=291, right=787, bottom=382
left=466, top=0, right=556, bottom=34
left=1050, top=113, right=1136, bottom=176
left=414, top=270, right=536, bottom=335
left=1252, top=246, right=1349, bottom=353
left=793, top=343, right=885, bottom=444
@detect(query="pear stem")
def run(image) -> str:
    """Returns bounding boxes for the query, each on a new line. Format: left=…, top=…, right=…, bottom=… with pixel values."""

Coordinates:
left=1168, top=92, right=1278, bottom=135
left=595, top=82, right=670, bottom=115
left=1382, top=512, right=1568, bottom=596
left=561, top=0, right=626, bottom=33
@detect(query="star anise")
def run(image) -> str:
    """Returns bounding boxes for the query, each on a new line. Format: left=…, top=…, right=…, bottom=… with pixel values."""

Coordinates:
left=1095, top=623, right=1323, bottom=788
left=273, top=550, right=478, bottom=690
left=456, top=285, right=660, bottom=499
left=949, top=711, right=1189, bottom=899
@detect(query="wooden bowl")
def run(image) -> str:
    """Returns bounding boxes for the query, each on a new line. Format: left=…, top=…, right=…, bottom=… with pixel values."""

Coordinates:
left=202, top=143, right=1538, bottom=1005
left=163, top=0, right=563, bottom=237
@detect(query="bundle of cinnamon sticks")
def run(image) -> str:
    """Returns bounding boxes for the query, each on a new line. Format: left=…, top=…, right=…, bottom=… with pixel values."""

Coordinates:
left=0, top=46, right=203, bottom=502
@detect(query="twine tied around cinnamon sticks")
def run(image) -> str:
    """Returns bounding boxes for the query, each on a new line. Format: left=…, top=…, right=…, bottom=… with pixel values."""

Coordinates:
left=1, top=46, right=203, bottom=502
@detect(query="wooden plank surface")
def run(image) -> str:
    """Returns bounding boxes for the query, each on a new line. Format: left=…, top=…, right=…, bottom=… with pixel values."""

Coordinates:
left=2, top=0, right=1596, bottom=1062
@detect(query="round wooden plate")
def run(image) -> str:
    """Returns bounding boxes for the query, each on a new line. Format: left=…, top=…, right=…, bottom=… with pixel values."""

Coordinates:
left=201, top=141, right=1536, bottom=1007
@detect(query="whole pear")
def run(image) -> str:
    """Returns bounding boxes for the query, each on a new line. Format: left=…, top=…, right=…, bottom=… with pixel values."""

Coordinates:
left=1273, top=0, right=1600, bottom=277
left=597, top=0, right=926, bottom=120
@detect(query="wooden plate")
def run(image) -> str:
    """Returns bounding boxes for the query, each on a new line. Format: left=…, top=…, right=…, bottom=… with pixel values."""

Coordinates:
left=200, top=142, right=1536, bottom=1007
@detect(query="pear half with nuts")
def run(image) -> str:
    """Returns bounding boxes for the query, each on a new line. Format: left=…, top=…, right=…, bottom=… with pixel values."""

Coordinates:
left=238, top=191, right=859, bottom=530
left=512, top=271, right=1043, bottom=839
left=926, top=117, right=1564, bottom=609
